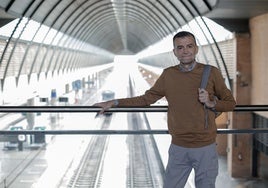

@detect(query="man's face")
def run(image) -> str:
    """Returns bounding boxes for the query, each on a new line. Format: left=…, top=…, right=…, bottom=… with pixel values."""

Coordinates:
left=173, top=36, right=198, bottom=64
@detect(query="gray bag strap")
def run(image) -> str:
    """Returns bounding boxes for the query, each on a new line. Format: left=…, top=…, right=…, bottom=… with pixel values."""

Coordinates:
left=201, top=64, right=211, bottom=129
left=200, top=64, right=211, bottom=89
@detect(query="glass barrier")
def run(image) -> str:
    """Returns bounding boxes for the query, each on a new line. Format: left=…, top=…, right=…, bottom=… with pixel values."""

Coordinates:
left=0, top=105, right=268, bottom=188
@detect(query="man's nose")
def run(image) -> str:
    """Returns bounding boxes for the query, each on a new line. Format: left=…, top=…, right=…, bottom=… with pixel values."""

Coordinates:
left=183, top=48, right=189, bottom=53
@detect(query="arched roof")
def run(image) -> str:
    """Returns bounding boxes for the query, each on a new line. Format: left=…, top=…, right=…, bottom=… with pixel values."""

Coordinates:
left=0, top=0, right=218, bottom=54
left=1, top=0, right=268, bottom=55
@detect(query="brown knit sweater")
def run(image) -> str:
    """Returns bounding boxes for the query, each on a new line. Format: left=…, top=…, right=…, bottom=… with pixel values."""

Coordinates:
left=117, top=63, right=236, bottom=148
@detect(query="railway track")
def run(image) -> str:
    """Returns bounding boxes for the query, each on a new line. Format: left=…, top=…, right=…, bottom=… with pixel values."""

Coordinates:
left=126, top=75, right=165, bottom=187
left=61, top=112, right=164, bottom=188
left=127, top=112, right=164, bottom=188
left=0, top=74, right=165, bottom=187
left=0, top=146, right=45, bottom=188
left=66, top=116, right=111, bottom=188
left=62, top=76, right=165, bottom=187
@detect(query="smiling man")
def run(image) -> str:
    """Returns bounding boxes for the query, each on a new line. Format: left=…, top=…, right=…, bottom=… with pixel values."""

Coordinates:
left=94, top=31, right=236, bottom=188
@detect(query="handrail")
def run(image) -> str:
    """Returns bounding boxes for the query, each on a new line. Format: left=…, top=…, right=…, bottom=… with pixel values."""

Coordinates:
left=1, top=105, right=268, bottom=135
left=1, top=128, right=268, bottom=135
left=0, top=105, right=268, bottom=112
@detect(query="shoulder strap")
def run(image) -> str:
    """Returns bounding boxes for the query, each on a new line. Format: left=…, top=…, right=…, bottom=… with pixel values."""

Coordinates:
left=200, top=64, right=212, bottom=129
left=200, top=64, right=211, bottom=89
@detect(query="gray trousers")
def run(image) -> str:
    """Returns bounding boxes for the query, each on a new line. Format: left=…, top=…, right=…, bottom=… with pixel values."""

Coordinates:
left=163, top=143, right=218, bottom=188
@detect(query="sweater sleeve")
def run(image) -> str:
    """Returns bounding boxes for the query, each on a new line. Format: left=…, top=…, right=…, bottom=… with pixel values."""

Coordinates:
left=117, top=70, right=166, bottom=106
left=212, top=67, right=236, bottom=112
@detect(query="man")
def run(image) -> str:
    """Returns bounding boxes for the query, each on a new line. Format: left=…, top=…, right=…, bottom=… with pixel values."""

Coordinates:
left=94, top=31, right=236, bottom=188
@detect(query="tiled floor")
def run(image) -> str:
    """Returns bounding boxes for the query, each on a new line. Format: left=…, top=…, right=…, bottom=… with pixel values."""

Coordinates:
left=217, top=155, right=268, bottom=188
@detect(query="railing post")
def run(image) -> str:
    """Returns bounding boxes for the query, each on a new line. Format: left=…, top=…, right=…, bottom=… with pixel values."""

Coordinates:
left=252, top=143, right=258, bottom=177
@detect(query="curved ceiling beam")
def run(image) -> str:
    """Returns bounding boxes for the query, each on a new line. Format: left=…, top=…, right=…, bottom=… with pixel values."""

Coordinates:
left=96, top=25, right=148, bottom=55
left=61, top=1, right=114, bottom=42
left=88, top=17, right=154, bottom=54
left=95, top=11, right=161, bottom=42
left=80, top=8, right=165, bottom=41
left=70, top=1, right=177, bottom=53
left=130, top=1, right=172, bottom=34
left=78, top=9, right=165, bottom=50
left=139, top=0, right=177, bottom=32
left=55, top=0, right=175, bottom=53
left=37, top=0, right=76, bottom=78
left=44, top=0, right=89, bottom=75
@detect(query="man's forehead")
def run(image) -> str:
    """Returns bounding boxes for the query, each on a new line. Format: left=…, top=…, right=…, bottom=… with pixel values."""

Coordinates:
left=174, top=36, right=195, bottom=42
left=174, top=36, right=195, bottom=45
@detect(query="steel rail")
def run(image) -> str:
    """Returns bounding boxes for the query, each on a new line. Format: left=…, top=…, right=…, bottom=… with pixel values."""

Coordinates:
left=0, top=105, right=267, bottom=135
left=1, top=129, right=268, bottom=135
left=0, top=105, right=268, bottom=112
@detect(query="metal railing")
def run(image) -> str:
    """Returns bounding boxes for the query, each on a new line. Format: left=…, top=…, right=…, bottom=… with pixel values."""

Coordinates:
left=1, top=104, right=267, bottom=178
left=0, top=105, right=268, bottom=135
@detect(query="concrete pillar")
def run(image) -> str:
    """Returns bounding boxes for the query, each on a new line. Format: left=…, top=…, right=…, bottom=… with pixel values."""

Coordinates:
left=250, top=13, right=268, bottom=110
left=215, top=112, right=228, bottom=155
left=65, top=83, right=70, bottom=93
left=250, top=12, right=268, bottom=178
left=26, top=97, right=35, bottom=130
left=228, top=33, right=252, bottom=178
left=50, top=89, right=57, bottom=124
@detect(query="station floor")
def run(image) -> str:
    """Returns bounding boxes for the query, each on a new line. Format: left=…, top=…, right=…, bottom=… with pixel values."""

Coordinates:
left=216, top=155, right=268, bottom=188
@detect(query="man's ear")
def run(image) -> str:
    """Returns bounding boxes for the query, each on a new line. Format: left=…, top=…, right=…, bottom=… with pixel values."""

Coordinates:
left=173, top=48, right=176, bottom=56
left=195, top=46, right=199, bottom=55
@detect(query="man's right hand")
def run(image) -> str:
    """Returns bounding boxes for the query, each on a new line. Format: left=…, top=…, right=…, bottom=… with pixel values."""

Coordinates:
left=93, top=100, right=115, bottom=115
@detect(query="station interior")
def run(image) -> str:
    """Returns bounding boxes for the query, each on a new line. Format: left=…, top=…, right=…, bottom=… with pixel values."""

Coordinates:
left=0, top=0, right=268, bottom=187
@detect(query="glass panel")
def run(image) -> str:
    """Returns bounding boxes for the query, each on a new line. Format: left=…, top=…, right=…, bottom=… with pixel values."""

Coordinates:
left=1, top=112, right=268, bottom=187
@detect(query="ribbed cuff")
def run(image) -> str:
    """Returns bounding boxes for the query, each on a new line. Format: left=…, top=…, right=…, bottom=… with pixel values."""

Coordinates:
left=113, top=99, right=119, bottom=106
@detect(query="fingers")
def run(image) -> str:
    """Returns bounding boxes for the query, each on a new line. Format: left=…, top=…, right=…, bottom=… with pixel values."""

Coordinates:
left=93, top=101, right=113, bottom=117
left=95, top=112, right=101, bottom=118
left=93, top=102, right=104, bottom=107
left=198, top=88, right=205, bottom=94
left=198, top=88, right=208, bottom=103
